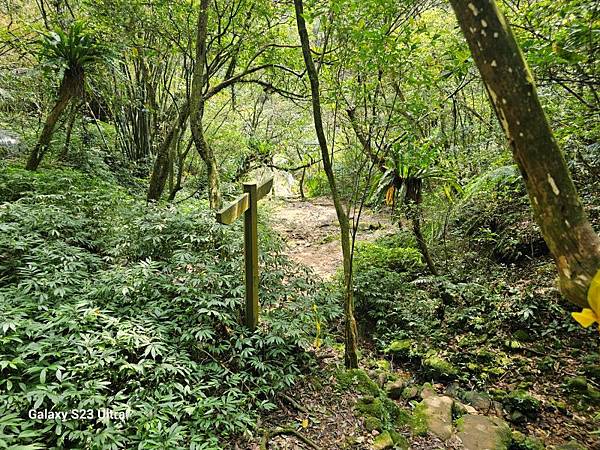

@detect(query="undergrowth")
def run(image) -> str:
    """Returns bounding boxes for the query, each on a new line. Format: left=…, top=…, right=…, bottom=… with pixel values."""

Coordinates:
left=0, top=166, right=339, bottom=449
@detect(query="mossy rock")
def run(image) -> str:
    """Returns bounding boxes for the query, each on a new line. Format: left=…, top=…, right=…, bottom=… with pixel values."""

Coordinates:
left=565, top=376, right=588, bottom=393
left=510, top=431, right=545, bottom=450
left=372, top=431, right=394, bottom=450
left=415, top=395, right=454, bottom=441
left=356, top=395, right=410, bottom=430
left=385, top=339, right=414, bottom=358
left=401, top=385, right=420, bottom=400
left=336, top=369, right=380, bottom=396
left=389, top=431, right=409, bottom=450
left=363, top=415, right=383, bottom=432
left=456, top=415, right=511, bottom=450
left=411, top=402, right=429, bottom=436
left=385, top=377, right=409, bottom=399
left=356, top=396, right=386, bottom=418
left=504, top=389, right=540, bottom=419
left=422, top=355, right=458, bottom=380
left=374, top=359, right=392, bottom=372
left=564, top=376, right=600, bottom=406
left=462, top=390, right=492, bottom=411
left=513, top=330, right=531, bottom=342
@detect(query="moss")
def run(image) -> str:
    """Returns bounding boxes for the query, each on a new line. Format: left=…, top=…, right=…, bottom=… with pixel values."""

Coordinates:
left=385, top=339, right=413, bottom=357
left=372, top=431, right=394, bottom=450
left=356, top=394, right=412, bottom=435
left=336, top=369, right=380, bottom=396
left=565, top=376, right=588, bottom=392
left=363, top=415, right=383, bottom=432
left=356, top=396, right=385, bottom=418
left=564, top=376, right=600, bottom=407
left=411, top=402, right=429, bottom=436
left=401, top=385, right=420, bottom=400
left=375, top=359, right=391, bottom=371
left=423, top=355, right=458, bottom=380
left=504, top=390, right=540, bottom=418
left=389, top=430, right=409, bottom=449
left=510, top=431, right=545, bottom=450
left=454, top=416, right=465, bottom=432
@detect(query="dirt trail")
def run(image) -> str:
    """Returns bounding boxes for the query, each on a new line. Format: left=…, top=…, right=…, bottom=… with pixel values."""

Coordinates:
left=269, top=197, right=394, bottom=279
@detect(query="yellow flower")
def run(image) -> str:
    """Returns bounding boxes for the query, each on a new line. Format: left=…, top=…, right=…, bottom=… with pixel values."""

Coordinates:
left=572, top=269, right=600, bottom=332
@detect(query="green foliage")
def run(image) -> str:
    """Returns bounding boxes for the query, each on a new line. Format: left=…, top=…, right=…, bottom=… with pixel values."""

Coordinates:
left=456, top=164, right=548, bottom=263
left=38, top=21, right=109, bottom=78
left=0, top=167, right=335, bottom=449
left=353, top=242, right=424, bottom=273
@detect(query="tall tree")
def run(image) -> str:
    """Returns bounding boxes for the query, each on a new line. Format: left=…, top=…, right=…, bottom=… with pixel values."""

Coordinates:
left=294, top=0, right=359, bottom=368
left=26, top=22, right=104, bottom=170
left=189, top=0, right=222, bottom=209
left=449, top=0, right=600, bottom=309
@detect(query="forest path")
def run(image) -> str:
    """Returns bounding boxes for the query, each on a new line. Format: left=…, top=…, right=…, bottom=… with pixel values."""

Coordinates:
left=268, top=196, right=395, bottom=279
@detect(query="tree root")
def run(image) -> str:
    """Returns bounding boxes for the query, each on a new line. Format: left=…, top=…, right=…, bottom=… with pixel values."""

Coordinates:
left=279, top=393, right=309, bottom=414
left=260, top=427, right=321, bottom=450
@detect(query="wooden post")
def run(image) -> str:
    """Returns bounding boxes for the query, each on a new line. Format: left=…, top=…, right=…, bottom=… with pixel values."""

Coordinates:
left=243, top=181, right=259, bottom=330
left=215, top=177, right=273, bottom=330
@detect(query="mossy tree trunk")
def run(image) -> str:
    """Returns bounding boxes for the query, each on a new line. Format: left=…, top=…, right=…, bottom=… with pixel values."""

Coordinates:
left=147, top=103, right=189, bottom=202
left=190, top=0, right=222, bottom=210
left=26, top=89, right=72, bottom=170
left=450, top=0, right=600, bottom=308
left=27, top=67, right=84, bottom=171
left=294, top=0, right=359, bottom=368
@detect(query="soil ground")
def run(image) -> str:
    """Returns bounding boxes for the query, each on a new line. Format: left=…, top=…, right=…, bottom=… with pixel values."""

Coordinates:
left=268, top=196, right=394, bottom=279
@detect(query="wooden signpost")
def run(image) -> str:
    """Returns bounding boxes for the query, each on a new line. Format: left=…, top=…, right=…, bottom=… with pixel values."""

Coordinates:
left=216, top=177, right=273, bottom=331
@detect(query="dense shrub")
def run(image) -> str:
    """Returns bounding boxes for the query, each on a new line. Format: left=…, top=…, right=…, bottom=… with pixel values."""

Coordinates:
left=0, top=167, right=338, bottom=449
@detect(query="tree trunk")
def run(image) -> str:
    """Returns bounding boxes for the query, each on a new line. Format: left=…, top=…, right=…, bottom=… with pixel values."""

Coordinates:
left=410, top=212, right=438, bottom=276
left=449, top=0, right=600, bottom=308
left=294, top=0, right=358, bottom=368
left=59, top=103, right=78, bottom=161
left=26, top=91, right=72, bottom=170
left=190, top=0, right=222, bottom=210
left=147, top=103, right=189, bottom=202
left=299, top=167, right=306, bottom=200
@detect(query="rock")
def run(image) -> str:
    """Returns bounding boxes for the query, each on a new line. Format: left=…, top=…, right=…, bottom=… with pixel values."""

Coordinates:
left=389, top=431, right=409, bottom=450
left=456, top=414, right=511, bottom=450
left=385, top=339, right=413, bottom=358
left=555, top=440, right=587, bottom=450
left=511, top=431, right=544, bottom=450
left=385, top=378, right=408, bottom=399
left=420, top=383, right=436, bottom=399
left=504, top=389, right=540, bottom=420
left=414, top=395, right=454, bottom=441
left=356, top=396, right=386, bottom=419
left=462, top=391, right=492, bottom=411
left=363, top=415, right=383, bottom=432
left=422, top=355, right=458, bottom=380
left=454, top=401, right=477, bottom=415
left=0, top=129, right=22, bottom=157
left=565, top=376, right=588, bottom=392
left=445, top=382, right=462, bottom=397
left=402, top=385, right=420, bottom=400
left=372, top=430, right=394, bottom=450
left=336, top=369, right=380, bottom=396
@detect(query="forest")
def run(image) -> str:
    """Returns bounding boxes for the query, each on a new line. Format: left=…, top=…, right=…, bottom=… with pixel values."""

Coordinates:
left=0, top=0, right=599, bottom=449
